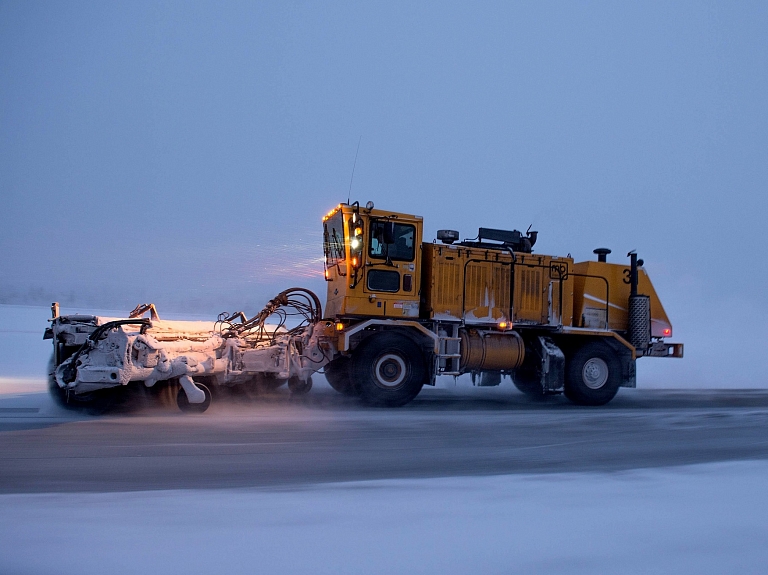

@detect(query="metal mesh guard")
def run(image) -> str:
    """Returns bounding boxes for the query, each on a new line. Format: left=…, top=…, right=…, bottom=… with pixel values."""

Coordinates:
left=628, top=295, right=651, bottom=350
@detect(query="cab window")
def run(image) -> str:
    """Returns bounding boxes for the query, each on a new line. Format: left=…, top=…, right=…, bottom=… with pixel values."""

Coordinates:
left=369, top=222, right=415, bottom=262
left=367, top=269, right=400, bottom=292
left=323, top=212, right=346, bottom=264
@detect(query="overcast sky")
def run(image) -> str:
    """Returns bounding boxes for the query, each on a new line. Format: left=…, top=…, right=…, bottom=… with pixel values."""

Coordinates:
left=2, top=1, right=767, bottom=384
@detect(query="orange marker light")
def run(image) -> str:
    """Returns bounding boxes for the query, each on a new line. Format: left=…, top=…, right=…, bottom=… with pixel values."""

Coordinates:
left=498, top=321, right=509, bottom=330
left=335, top=322, right=344, bottom=331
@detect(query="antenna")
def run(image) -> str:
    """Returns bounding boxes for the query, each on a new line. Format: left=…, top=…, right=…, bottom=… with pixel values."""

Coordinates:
left=347, top=135, right=362, bottom=204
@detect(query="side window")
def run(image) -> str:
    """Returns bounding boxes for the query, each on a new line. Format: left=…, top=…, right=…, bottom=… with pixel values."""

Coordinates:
left=369, top=222, right=415, bottom=262
left=367, top=269, right=400, bottom=292
left=323, top=212, right=346, bottom=265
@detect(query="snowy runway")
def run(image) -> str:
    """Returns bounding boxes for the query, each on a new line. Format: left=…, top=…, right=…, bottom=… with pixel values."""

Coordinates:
left=2, top=461, right=767, bottom=574
left=2, top=305, right=768, bottom=572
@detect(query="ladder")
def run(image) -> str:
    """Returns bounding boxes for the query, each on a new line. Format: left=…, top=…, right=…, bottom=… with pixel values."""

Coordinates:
left=436, top=323, right=462, bottom=376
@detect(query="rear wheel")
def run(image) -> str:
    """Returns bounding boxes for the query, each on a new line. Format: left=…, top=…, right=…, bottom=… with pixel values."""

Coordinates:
left=352, top=333, right=425, bottom=407
left=48, top=374, right=96, bottom=409
left=288, top=376, right=313, bottom=395
left=324, top=357, right=361, bottom=396
left=47, top=353, right=117, bottom=413
left=177, top=382, right=212, bottom=413
left=255, top=373, right=288, bottom=393
left=564, top=342, right=621, bottom=406
left=511, top=368, right=547, bottom=399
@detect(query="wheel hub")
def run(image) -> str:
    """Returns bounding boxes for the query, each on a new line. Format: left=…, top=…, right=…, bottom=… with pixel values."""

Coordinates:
left=374, top=354, right=407, bottom=389
left=582, top=357, right=609, bottom=389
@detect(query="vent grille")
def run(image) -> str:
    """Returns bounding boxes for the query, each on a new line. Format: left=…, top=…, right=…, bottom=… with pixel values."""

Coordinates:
left=464, top=263, right=510, bottom=317
left=434, top=261, right=461, bottom=308
left=517, top=268, right=542, bottom=312
left=465, top=263, right=489, bottom=310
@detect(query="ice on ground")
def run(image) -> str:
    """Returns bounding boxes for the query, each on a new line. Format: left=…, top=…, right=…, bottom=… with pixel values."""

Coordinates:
left=1, top=460, right=767, bottom=574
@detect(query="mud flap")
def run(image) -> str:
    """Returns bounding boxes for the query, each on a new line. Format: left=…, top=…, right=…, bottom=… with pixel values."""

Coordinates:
left=601, top=338, right=636, bottom=388
left=623, top=358, right=637, bottom=388
left=537, top=337, right=565, bottom=393
left=518, top=336, right=565, bottom=393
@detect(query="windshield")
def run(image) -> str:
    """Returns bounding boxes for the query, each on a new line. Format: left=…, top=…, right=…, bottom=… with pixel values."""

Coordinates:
left=323, top=212, right=346, bottom=265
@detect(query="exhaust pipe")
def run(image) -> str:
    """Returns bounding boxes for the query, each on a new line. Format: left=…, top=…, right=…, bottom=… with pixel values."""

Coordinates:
left=593, top=248, right=611, bottom=263
left=627, top=251, right=650, bottom=351
left=628, top=251, right=638, bottom=296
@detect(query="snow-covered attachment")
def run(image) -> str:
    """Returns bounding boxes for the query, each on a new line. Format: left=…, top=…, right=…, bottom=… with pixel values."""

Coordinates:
left=45, top=289, right=335, bottom=413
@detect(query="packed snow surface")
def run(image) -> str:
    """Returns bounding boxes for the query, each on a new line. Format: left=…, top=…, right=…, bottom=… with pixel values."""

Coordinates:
left=2, top=304, right=768, bottom=573
left=1, top=461, right=767, bottom=574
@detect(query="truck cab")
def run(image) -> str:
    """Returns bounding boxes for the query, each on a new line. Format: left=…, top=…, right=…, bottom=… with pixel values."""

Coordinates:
left=323, top=202, right=423, bottom=319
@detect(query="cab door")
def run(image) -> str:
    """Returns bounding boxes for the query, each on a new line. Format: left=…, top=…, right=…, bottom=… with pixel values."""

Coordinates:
left=363, top=220, right=420, bottom=318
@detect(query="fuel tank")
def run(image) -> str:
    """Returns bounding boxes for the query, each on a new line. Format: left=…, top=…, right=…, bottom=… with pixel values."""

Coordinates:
left=459, top=329, right=525, bottom=371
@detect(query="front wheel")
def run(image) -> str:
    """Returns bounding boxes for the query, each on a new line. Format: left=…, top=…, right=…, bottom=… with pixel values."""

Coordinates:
left=564, top=342, right=621, bottom=406
left=324, top=357, right=361, bottom=396
left=352, top=333, right=425, bottom=407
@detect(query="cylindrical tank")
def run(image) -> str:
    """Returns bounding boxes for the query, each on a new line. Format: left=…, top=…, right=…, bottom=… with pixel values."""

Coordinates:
left=459, top=330, right=525, bottom=371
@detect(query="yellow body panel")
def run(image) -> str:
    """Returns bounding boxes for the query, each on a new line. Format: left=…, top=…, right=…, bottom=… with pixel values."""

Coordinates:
left=323, top=202, right=673, bottom=340
left=421, top=245, right=574, bottom=327
left=422, top=243, right=512, bottom=322
left=512, top=254, right=574, bottom=327
left=571, top=261, right=672, bottom=337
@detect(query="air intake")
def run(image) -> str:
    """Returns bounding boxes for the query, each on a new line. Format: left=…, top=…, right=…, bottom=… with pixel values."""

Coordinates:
left=628, top=295, right=651, bottom=351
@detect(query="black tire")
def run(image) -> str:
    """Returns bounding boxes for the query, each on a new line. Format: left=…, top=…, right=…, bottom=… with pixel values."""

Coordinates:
left=48, top=375, right=84, bottom=409
left=511, top=368, right=547, bottom=399
left=47, top=363, right=71, bottom=409
left=288, top=376, right=313, bottom=395
left=352, top=333, right=425, bottom=407
left=247, top=373, right=287, bottom=395
left=177, top=382, right=212, bottom=413
left=324, top=357, right=361, bottom=396
left=146, top=379, right=181, bottom=409
left=259, top=374, right=288, bottom=391
left=47, top=354, right=117, bottom=413
left=48, top=382, right=119, bottom=413
left=564, top=342, right=621, bottom=406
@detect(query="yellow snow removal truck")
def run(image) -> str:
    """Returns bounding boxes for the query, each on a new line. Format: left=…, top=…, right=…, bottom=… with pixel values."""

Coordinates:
left=320, top=201, right=682, bottom=406
left=46, top=201, right=682, bottom=412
